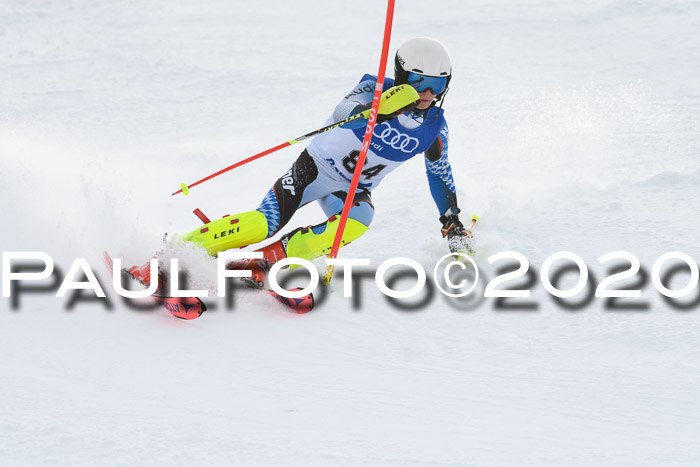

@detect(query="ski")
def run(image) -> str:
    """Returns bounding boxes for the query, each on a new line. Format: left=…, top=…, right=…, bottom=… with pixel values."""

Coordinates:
left=102, top=251, right=206, bottom=320
left=189, top=206, right=314, bottom=313
left=103, top=251, right=313, bottom=316
left=234, top=274, right=314, bottom=314
left=250, top=284, right=314, bottom=314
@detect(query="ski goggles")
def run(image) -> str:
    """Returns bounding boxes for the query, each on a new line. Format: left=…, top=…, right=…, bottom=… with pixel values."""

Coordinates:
left=406, top=72, right=448, bottom=95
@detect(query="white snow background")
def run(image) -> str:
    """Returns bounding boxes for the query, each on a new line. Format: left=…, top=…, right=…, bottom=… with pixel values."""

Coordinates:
left=2, top=0, right=700, bottom=465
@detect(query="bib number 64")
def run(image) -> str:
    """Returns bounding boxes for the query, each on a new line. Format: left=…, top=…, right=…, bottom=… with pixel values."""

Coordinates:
left=342, top=150, right=386, bottom=180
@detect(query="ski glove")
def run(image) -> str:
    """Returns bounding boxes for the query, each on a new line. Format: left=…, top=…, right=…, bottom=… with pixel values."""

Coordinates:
left=377, top=84, right=420, bottom=123
left=346, top=85, right=419, bottom=126
left=352, top=104, right=412, bottom=125
left=440, top=214, right=474, bottom=255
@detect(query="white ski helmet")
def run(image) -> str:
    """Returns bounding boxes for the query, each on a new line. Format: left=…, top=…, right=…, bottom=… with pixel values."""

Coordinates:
left=394, top=37, right=452, bottom=102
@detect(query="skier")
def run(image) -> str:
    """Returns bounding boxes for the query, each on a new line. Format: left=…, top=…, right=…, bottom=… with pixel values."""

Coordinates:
left=130, top=37, right=472, bottom=289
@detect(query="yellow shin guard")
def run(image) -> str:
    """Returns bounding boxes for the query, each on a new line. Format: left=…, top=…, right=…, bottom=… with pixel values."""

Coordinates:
left=180, top=210, right=269, bottom=255
left=285, top=217, right=369, bottom=261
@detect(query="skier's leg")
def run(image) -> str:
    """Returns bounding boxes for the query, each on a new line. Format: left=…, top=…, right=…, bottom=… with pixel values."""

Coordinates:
left=251, top=189, right=374, bottom=264
left=318, top=188, right=374, bottom=228
left=181, top=150, right=319, bottom=255
left=127, top=150, right=320, bottom=289
left=283, top=188, right=374, bottom=260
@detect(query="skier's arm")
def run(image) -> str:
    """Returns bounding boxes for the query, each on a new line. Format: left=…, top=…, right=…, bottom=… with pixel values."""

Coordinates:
left=424, top=120, right=458, bottom=216
left=333, top=80, right=418, bottom=129
left=425, top=120, right=473, bottom=254
left=333, top=80, right=376, bottom=128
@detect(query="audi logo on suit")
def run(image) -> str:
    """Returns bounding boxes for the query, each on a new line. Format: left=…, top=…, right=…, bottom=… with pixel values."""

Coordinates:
left=373, top=122, right=420, bottom=153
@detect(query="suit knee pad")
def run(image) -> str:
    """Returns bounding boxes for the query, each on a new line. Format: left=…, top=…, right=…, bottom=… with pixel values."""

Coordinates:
left=348, top=201, right=374, bottom=227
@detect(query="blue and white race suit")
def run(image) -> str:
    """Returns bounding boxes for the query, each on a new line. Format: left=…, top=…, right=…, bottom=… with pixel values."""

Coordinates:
left=257, top=74, right=459, bottom=238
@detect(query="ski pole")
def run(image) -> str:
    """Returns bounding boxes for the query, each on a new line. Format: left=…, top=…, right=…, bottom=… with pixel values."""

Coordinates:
left=172, top=109, right=371, bottom=196
left=323, top=0, right=396, bottom=285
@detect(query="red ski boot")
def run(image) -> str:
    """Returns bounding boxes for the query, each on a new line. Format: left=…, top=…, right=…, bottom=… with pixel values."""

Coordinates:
left=226, top=240, right=287, bottom=289
left=224, top=241, right=314, bottom=314
left=125, top=259, right=165, bottom=293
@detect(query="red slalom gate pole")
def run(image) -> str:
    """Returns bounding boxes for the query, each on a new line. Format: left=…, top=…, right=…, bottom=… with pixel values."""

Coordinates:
left=323, top=0, right=396, bottom=285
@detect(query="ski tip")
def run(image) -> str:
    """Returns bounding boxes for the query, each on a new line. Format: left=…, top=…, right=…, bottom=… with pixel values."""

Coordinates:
left=292, top=292, right=314, bottom=314
left=268, top=289, right=314, bottom=314
left=102, top=251, right=114, bottom=273
left=155, top=296, right=206, bottom=320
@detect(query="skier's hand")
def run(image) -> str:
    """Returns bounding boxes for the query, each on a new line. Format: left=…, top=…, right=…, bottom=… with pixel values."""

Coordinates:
left=440, top=214, right=474, bottom=256
left=377, top=84, right=420, bottom=123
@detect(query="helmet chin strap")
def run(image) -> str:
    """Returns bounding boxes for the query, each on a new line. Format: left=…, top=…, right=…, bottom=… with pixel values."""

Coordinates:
left=408, top=87, right=448, bottom=126
left=435, top=87, right=449, bottom=107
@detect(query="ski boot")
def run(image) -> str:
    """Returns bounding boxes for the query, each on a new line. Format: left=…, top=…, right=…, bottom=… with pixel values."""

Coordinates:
left=226, top=215, right=370, bottom=287
left=226, top=240, right=287, bottom=289
left=124, top=259, right=166, bottom=294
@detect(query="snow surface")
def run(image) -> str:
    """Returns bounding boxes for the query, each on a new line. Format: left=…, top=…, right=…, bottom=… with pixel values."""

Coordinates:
left=2, top=0, right=700, bottom=465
